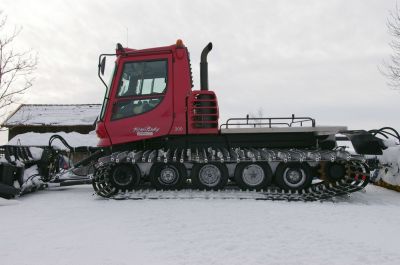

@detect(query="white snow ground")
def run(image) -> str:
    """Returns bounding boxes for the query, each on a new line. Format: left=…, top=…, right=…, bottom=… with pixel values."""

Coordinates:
left=1, top=185, right=400, bottom=265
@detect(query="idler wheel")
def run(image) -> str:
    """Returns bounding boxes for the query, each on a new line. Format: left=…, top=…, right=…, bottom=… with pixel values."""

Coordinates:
left=324, top=162, right=347, bottom=182
left=92, top=167, right=118, bottom=197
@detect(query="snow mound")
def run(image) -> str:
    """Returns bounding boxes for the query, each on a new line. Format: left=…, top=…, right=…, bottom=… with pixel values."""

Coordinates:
left=376, top=145, right=400, bottom=186
left=29, top=147, right=44, bottom=160
left=8, top=131, right=98, bottom=148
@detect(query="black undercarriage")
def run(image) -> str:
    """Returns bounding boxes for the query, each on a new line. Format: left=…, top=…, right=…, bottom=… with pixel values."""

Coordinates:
left=110, top=129, right=383, bottom=155
left=112, top=132, right=335, bottom=153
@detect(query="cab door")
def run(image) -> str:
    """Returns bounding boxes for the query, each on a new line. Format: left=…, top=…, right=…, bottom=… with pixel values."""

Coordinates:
left=105, top=53, right=174, bottom=145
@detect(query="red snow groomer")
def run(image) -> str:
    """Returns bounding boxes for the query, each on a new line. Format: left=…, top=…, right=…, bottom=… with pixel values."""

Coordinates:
left=0, top=40, right=396, bottom=201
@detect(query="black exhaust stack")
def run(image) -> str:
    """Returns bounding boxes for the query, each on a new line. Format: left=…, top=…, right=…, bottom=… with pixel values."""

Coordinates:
left=200, top=42, right=213, bottom=91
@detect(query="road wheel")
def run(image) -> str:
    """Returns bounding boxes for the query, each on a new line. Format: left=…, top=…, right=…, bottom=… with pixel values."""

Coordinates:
left=275, top=162, right=312, bottom=191
left=110, top=164, right=141, bottom=191
left=149, top=163, right=187, bottom=190
left=234, top=162, right=272, bottom=190
left=191, top=163, right=228, bottom=190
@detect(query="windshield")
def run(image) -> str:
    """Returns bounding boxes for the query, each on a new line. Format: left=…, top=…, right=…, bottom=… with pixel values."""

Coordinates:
left=99, top=63, right=117, bottom=121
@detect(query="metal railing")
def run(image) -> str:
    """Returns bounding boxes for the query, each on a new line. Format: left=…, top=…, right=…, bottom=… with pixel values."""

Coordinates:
left=220, top=114, right=316, bottom=129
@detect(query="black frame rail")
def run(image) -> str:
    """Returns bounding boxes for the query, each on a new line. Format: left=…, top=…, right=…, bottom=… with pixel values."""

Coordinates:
left=220, top=114, right=316, bottom=129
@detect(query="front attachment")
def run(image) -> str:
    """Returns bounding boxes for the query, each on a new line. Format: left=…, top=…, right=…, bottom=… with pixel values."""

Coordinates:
left=0, top=163, right=23, bottom=198
left=340, top=130, right=386, bottom=155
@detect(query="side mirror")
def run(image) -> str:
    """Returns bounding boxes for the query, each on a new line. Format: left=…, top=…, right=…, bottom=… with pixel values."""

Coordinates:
left=100, top=57, right=106, bottom=75
left=92, top=116, right=98, bottom=128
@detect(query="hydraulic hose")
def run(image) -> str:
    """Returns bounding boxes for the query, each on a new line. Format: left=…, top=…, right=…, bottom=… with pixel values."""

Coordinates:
left=368, top=127, right=400, bottom=142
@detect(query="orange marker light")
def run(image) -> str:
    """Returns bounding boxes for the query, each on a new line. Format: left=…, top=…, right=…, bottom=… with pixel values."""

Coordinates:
left=176, top=39, right=184, bottom=47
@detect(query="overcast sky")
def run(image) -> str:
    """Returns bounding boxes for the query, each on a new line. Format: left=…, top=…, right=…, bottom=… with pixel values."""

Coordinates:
left=1, top=0, right=399, bottom=143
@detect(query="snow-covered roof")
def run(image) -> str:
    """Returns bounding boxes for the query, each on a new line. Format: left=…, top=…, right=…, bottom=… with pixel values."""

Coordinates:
left=2, top=104, right=101, bottom=127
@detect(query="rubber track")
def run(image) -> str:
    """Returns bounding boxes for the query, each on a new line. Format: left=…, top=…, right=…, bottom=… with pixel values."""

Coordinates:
left=108, top=177, right=369, bottom=201
left=92, top=155, right=370, bottom=201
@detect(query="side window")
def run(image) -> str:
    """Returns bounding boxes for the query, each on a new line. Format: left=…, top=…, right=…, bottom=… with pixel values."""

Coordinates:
left=112, top=60, right=167, bottom=120
left=112, top=98, right=163, bottom=120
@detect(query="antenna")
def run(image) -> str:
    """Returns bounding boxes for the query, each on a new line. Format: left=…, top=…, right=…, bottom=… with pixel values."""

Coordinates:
left=126, top=27, right=129, bottom=47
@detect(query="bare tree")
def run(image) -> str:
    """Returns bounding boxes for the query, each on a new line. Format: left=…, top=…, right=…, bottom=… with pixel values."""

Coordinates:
left=0, top=11, right=37, bottom=121
left=249, top=107, right=264, bottom=128
left=382, top=4, right=400, bottom=88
